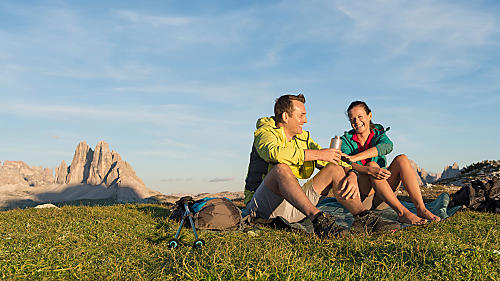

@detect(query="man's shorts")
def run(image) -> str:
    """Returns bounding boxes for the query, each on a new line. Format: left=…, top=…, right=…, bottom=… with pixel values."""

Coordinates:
left=244, top=178, right=321, bottom=223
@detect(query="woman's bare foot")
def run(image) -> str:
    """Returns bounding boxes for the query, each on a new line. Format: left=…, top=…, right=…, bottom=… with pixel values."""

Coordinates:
left=417, top=208, right=441, bottom=222
left=398, top=210, right=427, bottom=225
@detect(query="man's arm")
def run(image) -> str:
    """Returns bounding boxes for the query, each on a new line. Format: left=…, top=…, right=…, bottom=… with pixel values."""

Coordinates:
left=304, top=149, right=341, bottom=163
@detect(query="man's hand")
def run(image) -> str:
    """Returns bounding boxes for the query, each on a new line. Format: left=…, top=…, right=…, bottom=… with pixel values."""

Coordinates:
left=368, top=166, right=391, bottom=180
left=319, top=148, right=342, bottom=163
left=304, top=149, right=341, bottom=163
left=337, top=172, right=360, bottom=200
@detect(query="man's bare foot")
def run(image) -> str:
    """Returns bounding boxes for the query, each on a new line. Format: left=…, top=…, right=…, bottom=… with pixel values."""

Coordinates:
left=398, top=210, right=427, bottom=225
left=417, top=208, right=441, bottom=222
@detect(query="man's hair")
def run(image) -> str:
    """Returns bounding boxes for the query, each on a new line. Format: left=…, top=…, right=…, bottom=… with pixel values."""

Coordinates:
left=274, top=94, right=306, bottom=124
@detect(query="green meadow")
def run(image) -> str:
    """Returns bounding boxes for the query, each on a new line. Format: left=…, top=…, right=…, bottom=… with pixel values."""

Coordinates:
left=0, top=204, right=498, bottom=280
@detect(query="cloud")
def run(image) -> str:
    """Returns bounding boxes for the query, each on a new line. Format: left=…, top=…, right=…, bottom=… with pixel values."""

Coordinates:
left=161, top=178, right=193, bottom=182
left=208, top=178, right=233, bottom=183
left=331, top=0, right=499, bottom=88
left=115, top=10, right=193, bottom=26
left=0, top=102, right=244, bottom=128
left=335, top=1, right=497, bottom=47
left=0, top=5, right=159, bottom=82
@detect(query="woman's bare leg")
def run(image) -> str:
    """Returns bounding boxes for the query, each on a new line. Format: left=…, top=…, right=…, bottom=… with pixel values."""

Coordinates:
left=357, top=174, right=375, bottom=199
left=387, top=155, right=440, bottom=221
left=365, top=161, right=427, bottom=225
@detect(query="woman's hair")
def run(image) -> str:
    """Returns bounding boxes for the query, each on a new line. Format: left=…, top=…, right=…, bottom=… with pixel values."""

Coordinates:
left=346, top=100, right=376, bottom=130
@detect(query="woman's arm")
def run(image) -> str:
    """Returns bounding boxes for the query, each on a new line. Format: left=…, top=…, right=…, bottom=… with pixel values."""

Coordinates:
left=349, top=162, right=392, bottom=180
left=344, top=146, right=379, bottom=163
left=345, top=131, right=393, bottom=163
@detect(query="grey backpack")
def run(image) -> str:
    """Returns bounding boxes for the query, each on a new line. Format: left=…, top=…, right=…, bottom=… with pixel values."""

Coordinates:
left=171, top=197, right=243, bottom=231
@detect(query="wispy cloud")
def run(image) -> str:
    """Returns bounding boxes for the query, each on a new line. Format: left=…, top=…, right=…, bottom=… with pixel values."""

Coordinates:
left=116, top=10, right=193, bottom=26
left=332, top=0, right=500, bottom=89
left=208, top=178, right=233, bottom=183
left=0, top=103, right=245, bottom=127
left=336, top=1, right=497, bottom=47
left=161, top=178, right=193, bottom=182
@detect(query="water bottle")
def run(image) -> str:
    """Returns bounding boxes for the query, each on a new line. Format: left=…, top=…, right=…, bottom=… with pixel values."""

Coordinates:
left=330, top=136, right=342, bottom=150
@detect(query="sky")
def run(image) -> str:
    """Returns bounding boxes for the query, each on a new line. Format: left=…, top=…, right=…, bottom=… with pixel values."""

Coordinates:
left=1, top=0, right=499, bottom=194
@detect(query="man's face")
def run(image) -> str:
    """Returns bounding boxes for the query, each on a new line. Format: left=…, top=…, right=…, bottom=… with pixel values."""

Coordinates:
left=283, top=100, right=307, bottom=137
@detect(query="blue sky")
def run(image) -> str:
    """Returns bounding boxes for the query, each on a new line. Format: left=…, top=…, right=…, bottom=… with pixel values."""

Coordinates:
left=1, top=0, right=499, bottom=194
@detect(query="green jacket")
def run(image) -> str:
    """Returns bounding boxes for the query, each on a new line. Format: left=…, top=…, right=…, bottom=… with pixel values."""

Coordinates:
left=340, top=124, right=393, bottom=168
left=244, top=117, right=328, bottom=204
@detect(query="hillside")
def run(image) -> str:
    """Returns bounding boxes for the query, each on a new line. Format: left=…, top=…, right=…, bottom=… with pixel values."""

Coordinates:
left=0, top=204, right=497, bottom=280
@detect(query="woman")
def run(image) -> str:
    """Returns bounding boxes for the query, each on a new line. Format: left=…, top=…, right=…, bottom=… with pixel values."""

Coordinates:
left=341, top=101, right=440, bottom=224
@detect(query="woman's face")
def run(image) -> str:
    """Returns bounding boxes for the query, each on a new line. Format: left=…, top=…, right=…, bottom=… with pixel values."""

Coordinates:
left=348, top=105, right=372, bottom=135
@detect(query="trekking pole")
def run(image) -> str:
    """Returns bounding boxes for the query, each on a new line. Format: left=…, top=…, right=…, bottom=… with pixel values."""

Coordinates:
left=168, top=197, right=205, bottom=249
left=184, top=203, right=205, bottom=248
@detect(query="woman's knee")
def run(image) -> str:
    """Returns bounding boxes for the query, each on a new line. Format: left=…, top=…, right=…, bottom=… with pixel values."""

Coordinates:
left=394, top=154, right=409, bottom=164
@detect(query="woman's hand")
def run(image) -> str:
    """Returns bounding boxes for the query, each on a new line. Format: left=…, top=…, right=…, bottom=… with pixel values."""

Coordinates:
left=368, top=166, right=391, bottom=180
left=341, top=153, right=355, bottom=163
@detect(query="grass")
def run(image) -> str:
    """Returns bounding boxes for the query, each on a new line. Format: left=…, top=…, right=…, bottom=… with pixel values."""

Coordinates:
left=0, top=203, right=498, bottom=280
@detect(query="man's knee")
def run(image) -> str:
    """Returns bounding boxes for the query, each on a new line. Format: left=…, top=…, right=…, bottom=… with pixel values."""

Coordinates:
left=271, top=163, right=293, bottom=176
left=323, top=163, right=345, bottom=173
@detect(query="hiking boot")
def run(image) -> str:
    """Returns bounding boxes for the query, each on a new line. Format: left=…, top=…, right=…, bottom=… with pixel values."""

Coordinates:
left=312, top=212, right=349, bottom=238
left=350, top=210, right=400, bottom=234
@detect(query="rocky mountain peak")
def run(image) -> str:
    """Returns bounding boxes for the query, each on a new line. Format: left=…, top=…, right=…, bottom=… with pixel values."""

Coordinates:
left=441, top=162, right=460, bottom=180
left=87, top=141, right=113, bottom=186
left=408, top=159, right=440, bottom=185
left=66, top=141, right=93, bottom=184
left=58, top=141, right=156, bottom=200
left=55, top=160, right=68, bottom=184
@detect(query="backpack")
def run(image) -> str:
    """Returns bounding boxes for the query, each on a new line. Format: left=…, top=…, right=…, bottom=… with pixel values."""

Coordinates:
left=450, top=177, right=500, bottom=213
left=170, top=197, right=243, bottom=231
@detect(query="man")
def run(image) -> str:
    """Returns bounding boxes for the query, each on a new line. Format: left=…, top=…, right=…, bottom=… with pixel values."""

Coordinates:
left=244, top=94, right=399, bottom=237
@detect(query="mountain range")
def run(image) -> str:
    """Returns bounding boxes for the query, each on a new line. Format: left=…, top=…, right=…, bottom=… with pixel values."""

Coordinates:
left=1, top=140, right=499, bottom=209
left=0, top=141, right=159, bottom=209
left=409, top=160, right=461, bottom=186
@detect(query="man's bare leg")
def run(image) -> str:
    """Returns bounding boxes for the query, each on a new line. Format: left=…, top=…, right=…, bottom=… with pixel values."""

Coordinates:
left=311, top=163, right=366, bottom=216
left=263, top=163, right=321, bottom=220
left=387, top=155, right=441, bottom=221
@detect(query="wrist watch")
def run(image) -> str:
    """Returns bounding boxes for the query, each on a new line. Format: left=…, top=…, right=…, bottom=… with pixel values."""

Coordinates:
left=347, top=168, right=359, bottom=176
